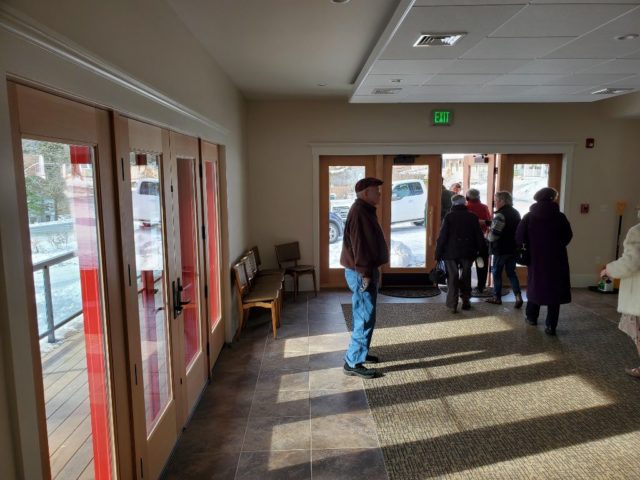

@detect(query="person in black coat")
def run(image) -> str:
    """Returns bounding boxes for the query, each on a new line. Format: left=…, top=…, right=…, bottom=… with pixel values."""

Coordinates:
left=516, top=187, right=573, bottom=335
left=436, top=195, right=487, bottom=313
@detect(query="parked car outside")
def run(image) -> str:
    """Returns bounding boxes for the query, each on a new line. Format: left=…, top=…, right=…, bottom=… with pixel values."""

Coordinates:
left=131, top=178, right=161, bottom=226
left=391, top=179, right=427, bottom=225
left=329, top=211, right=344, bottom=244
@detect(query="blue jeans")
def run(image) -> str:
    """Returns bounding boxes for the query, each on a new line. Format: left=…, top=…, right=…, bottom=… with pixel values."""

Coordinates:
left=344, top=268, right=378, bottom=368
left=492, top=254, right=521, bottom=299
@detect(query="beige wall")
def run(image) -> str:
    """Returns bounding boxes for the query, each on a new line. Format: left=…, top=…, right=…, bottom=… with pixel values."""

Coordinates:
left=247, top=100, right=640, bottom=288
left=0, top=1, right=248, bottom=477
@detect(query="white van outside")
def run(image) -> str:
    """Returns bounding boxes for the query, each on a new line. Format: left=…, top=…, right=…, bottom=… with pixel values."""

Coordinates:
left=131, top=178, right=161, bottom=225
left=391, top=179, right=426, bottom=225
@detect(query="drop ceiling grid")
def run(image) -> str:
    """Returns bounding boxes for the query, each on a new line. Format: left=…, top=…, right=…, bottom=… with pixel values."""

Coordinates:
left=356, top=1, right=640, bottom=103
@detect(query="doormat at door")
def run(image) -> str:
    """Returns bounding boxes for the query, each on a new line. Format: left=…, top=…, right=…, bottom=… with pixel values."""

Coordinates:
left=380, top=286, right=441, bottom=298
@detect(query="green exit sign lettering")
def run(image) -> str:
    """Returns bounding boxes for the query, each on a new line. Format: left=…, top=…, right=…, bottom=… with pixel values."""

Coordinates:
left=432, top=110, right=453, bottom=126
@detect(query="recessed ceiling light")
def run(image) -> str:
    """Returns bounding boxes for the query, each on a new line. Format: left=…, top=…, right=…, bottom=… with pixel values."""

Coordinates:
left=372, top=88, right=402, bottom=95
left=615, top=33, right=639, bottom=41
left=330, top=0, right=350, bottom=4
left=414, top=33, right=466, bottom=47
left=390, top=79, right=402, bottom=83
left=317, top=83, right=327, bottom=87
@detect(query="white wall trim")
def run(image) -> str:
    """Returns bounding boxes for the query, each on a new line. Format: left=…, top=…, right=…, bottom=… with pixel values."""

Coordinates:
left=0, top=3, right=230, bottom=137
left=311, top=141, right=576, bottom=284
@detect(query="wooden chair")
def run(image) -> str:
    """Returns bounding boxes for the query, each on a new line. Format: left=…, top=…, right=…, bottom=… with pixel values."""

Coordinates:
left=232, top=257, right=281, bottom=338
left=274, top=241, right=317, bottom=301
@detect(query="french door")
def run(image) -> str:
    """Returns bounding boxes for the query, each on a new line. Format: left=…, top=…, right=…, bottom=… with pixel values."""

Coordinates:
left=9, top=83, right=132, bottom=478
left=114, top=119, right=212, bottom=478
left=462, top=154, right=497, bottom=211
left=380, top=155, right=442, bottom=276
left=319, top=156, right=376, bottom=288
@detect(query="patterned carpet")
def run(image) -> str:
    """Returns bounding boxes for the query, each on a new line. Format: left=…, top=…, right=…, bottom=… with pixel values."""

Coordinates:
left=342, top=302, right=640, bottom=479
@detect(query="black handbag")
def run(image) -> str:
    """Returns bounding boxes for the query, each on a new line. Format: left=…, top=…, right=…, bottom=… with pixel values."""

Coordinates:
left=429, top=260, right=447, bottom=285
left=515, top=244, right=530, bottom=266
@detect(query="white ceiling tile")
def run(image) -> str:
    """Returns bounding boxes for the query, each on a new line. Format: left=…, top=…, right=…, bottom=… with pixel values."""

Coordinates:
left=623, top=47, right=640, bottom=59
left=415, top=0, right=527, bottom=5
left=380, top=5, right=525, bottom=60
left=530, top=0, right=640, bottom=4
left=370, top=60, right=454, bottom=75
left=361, top=74, right=430, bottom=87
left=544, top=7, right=640, bottom=59
left=512, top=59, right=606, bottom=74
left=440, top=59, right=528, bottom=74
left=608, top=75, right=640, bottom=87
left=425, top=74, right=499, bottom=85
left=462, top=37, right=574, bottom=59
left=524, top=85, right=591, bottom=95
left=547, top=73, right=633, bottom=85
left=488, top=74, right=565, bottom=85
left=491, top=4, right=634, bottom=38
left=414, top=85, right=486, bottom=94
left=481, top=85, right=534, bottom=94
left=577, top=59, right=640, bottom=75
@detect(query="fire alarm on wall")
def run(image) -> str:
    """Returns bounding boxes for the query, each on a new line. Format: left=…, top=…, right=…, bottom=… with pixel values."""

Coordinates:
left=586, top=138, right=595, bottom=148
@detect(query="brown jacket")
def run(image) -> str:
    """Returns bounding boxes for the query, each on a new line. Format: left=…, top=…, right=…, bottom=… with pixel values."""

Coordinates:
left=340, top=199, right=389, bottom=276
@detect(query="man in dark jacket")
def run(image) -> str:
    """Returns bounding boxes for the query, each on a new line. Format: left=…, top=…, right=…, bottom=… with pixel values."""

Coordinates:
left=341, top=177, right=389, bottom=378
left=516, top=187, right=572, bottom=335
left=486, top=191, right=523, bottom=308
left=436, top=195, right=487, bottom=312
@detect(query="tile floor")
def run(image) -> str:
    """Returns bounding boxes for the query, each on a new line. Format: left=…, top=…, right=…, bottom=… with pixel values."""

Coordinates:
left=162, top=287, right=620, bottom=480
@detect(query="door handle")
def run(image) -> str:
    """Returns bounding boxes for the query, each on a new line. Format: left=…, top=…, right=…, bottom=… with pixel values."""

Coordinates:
left=172, top=278, right=191, bottom=318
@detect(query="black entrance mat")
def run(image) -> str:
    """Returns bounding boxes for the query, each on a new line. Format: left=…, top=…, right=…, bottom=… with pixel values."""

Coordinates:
left=379, top=286, right=441, bottom=298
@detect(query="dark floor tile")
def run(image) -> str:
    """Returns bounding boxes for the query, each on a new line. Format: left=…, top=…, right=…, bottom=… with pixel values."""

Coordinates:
left=310, top=389, right=370, bottom=417
left=261, top=352, right=310, bottom=372
left=309, top=351, right=345, bottom=371
left=255, top=369, right=310, bottom=392
left=312, top=448, right=387, bottom=480
left=177, top=416, right=247, bottom=454
left=236, top=450, right=311, bottom=480
left=311, top=413, right=379, bottom=449
left=162, top=450, right=240, bottom=480
left=250, top=390, right=310, bottom=417
left=242, top=416, right=310, bottom=451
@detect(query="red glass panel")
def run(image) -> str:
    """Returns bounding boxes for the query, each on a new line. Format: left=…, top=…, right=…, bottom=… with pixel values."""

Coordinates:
left=176, top=158, right=201, bottom=367
left=205, top=161, right=221, bottom=327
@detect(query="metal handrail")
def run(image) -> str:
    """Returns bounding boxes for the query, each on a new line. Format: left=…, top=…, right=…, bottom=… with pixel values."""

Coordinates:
left=34, top=250, right=82, bottom=343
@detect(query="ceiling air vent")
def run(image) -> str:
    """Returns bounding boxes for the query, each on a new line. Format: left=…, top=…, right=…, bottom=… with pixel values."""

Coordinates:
left=372, top=87, right=402, bottom=95
left=414, top=33, right=465, bottom=47
left=591, top=87, right=633, bottom=95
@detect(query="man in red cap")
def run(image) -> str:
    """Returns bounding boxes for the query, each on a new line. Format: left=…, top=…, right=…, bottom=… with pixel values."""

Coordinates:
left=340, top=177, right=389, bottom=379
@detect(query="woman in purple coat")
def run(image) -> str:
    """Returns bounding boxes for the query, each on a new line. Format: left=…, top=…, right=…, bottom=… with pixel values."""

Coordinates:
left=516, top=187, right=573, bottom=335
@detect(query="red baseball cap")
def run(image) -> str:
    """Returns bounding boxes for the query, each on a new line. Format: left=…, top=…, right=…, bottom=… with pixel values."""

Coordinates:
left=355, top=177, right=383, bottom=193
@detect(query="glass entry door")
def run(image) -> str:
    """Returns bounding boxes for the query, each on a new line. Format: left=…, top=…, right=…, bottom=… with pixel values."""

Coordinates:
left=381, top=155, right=442, bottom=275
left=319, top=156, right=376, bottom=288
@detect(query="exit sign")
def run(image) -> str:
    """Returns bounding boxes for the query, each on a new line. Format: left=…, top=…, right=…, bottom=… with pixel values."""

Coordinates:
left=432, top=110, right=453, bottom=126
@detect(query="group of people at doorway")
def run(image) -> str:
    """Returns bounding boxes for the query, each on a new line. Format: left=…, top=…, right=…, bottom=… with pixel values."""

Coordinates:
left=339, top=176, right=640, bottom=381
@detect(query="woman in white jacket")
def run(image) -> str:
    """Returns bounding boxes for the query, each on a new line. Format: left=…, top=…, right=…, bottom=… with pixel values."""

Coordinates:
left=601, top=208, right=640, bottom=378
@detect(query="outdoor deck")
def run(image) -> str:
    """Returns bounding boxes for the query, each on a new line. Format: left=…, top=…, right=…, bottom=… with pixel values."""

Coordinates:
left=41, top=329, right=94, bottom=480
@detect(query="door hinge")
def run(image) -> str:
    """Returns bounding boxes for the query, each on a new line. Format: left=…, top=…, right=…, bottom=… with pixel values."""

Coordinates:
left=170, top=183, right=174, bottom=193
left=201, top=225, right=206, bottom=240
left=494, top=166, right=499, bottom=174
left=134, top=363, right=138, bottom=385
left=199, top=162, right=203, bottom=178
left=140, top=457, right=144, bottom=478
left=206, top=342, right=210, bottom=355
left=204, top=284, right=208, bottom=298
left=120, top=157, right=125, bottom=181
left=180, top=377, right=183, bottom=385
left=127, top=264, right=132, bottom=287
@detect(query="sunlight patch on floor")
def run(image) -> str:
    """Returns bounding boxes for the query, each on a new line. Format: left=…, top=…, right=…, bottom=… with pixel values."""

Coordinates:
left=447, top=375, right=615, bottom=429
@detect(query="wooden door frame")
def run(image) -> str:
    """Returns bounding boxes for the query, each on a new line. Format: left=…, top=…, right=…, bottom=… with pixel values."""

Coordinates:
left=168, top=131, right=208, bottom=429
left=8, top=82, right=134, bottom=479
left=318, top=155, right=377, bottom=288
left=380, top=155, right=442, bottom=274
left=199, top=140, right=225, bottom=372
left=114, top=114, right=176, bottom=480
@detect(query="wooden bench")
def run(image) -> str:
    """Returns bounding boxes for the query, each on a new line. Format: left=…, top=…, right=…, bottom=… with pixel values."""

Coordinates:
left=232, top=253, right=283, bottom=339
